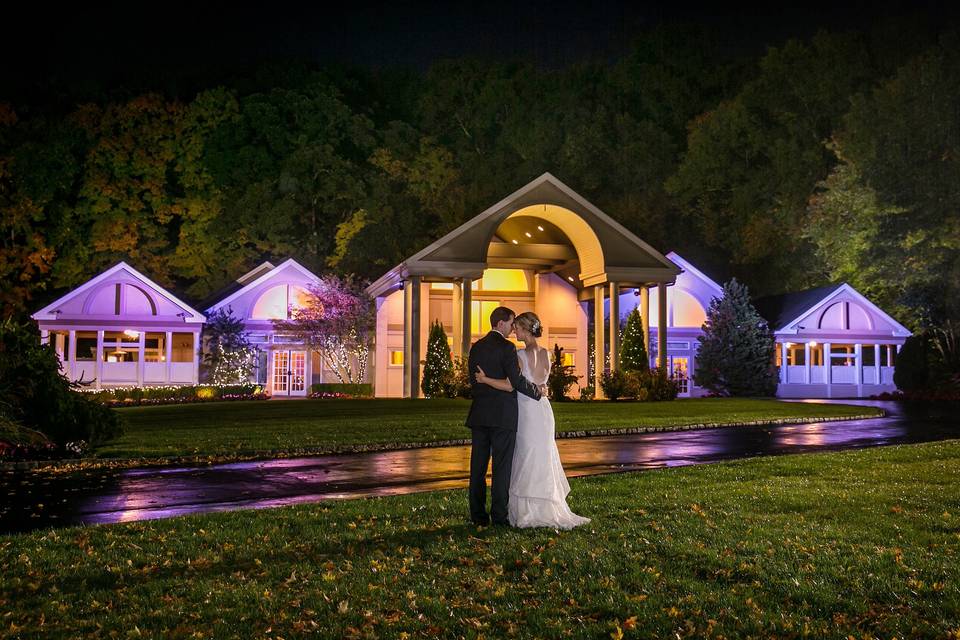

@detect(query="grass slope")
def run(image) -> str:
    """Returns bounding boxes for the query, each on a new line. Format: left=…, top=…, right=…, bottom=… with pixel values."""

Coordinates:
left=95, top=398, right=881, bottom=459
left=3, top=440, right=957, bottom=638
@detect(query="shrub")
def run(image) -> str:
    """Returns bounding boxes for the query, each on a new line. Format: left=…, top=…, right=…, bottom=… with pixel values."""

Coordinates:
left=87, top=384, right=267, bottom=406
left=421, top=321, right=452, bottom=398
left=894, top=334, right=931, bottom=392
left=309, top=383, right=373, bottom=398
left=547, top=343, right=579, bottom=401
left=201, top=307, right=257, bottom=384
left=578, top=385, right=595, bottom=401
left=599, top=370, right=628, bottom=400
left=625, top=367, right=679, bottom=402
left=0, top=319, right=123, bottom=449
left=445, top=356, right=472, bottom=399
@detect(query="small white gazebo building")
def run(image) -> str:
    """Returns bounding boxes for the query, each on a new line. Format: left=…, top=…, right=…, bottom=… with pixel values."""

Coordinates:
left=365, top=173, right=681, bottom=398
left=31, top=262, right=206, bottom=389
left=755, top=284, right=912, bottom=398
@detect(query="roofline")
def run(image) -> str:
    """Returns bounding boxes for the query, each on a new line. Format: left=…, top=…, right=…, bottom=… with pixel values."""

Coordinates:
left=665, top=252, right=723, bottom=294
left=31, top=262, right=206, bottom=323
left=366, top=172, right=679, bottom=296
left=776, top=283, right=913, bottom=336
left=205, top=258, right=322, bottom=313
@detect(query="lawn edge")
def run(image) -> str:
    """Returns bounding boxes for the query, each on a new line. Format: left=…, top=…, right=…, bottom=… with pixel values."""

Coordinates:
left=3, top=410, right=883, bottom=473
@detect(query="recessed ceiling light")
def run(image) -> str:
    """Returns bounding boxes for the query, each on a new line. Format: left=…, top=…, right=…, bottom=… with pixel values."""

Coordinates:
left=512, top=239, right=518, bottom=245
left=567, top=276, right=575, bottom=282
left=537, top=225, right=544, bottom=231
left=524, top=232, right=532, bottom=238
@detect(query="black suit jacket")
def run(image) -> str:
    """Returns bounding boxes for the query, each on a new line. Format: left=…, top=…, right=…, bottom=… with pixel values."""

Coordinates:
left=465, top=330, right=542, bottom=431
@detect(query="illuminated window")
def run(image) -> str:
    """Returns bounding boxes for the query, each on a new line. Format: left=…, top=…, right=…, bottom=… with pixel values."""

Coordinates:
left=473, top=269, right=529, bottom=292
left=471, top=301, right=499, bottom=335
left=144, top=332, right=166, bottom=362
left=671, top=289, right=706, bottom=328
left=251, top=284, right=311, bottom=319
left=561, top=352, right=575, bottom=367
left=171, top=333, right=194, bottom=362
left=430, top=282, right=454, bottom=290
left=390, top=350, right=404, bottom=366
left=75, top=331, right=97, bottom=361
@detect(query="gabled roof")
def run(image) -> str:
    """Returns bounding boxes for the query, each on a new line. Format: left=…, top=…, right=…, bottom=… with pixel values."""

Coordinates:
left=196, top=261, right=277, bottom=311
left=31, top=262, right=206, bottom=323
left=205, top=258, right=321, bottom=313
left=366, top=172, right=680, bottom=297
left=666, top=252, right=723, bottom=295
left=754, top=282, right=912, bottom=336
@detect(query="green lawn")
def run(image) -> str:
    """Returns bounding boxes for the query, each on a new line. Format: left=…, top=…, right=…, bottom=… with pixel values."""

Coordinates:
left=93, top=398, right=883, bottom=460
left=2, top=441, right=957, bottom=638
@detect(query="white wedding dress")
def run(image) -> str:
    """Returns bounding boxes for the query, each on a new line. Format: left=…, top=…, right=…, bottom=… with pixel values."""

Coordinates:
left=509, top=347, right=591, bottom=530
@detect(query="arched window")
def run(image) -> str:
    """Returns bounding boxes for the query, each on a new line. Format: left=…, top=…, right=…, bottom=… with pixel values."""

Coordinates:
left=251, top=284, right=311, bottom=319
left=671, top=289, right=707, bottom=328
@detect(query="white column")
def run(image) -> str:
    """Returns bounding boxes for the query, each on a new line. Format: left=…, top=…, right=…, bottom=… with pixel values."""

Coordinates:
left=451, top=279, right=462, bottom=359
left=824, top=342, right=832, bottom=397
left=855, top=343, right=863, bottom=395
left=68, top=330, right=76, bottom=382
left=95, top=330, right=104, bottom=390
left=460, top=278, right=472, bottom=360
left=403, top=276, right=422, bottom=398
left=137, top=331, right=146, bottom=387
left=40, top=329, right=49, bottom=345
left=780, top=342, right=789, bottom=384
left=192, top=332, right=200, bottom=385
left=165, top=331, right=173, bottom=383
left=608, top=282, right=620, bottom=372
left=640, top=286, right=650, bottom=361
left=593, top=285, right=605, bottom=399
left=874, top=344, right=881, bottom=385
left=804, top=341, right=811, bottom=384
left=657, top=283, right=668, bottom=370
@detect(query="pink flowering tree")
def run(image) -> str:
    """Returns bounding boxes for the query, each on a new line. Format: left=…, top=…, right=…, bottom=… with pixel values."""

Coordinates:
left=273, top=276, right=374, bottom=384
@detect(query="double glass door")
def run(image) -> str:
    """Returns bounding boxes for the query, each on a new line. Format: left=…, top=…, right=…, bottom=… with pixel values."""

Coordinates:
left=272, top=350, right=307, bottom=396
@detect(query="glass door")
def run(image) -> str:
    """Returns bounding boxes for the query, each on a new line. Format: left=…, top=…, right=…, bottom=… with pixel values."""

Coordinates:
left=290, top=351, right=307, bottom=396
left=670, top=356, right=690, bottom=396
left=272, top=351, right=290, bottom=395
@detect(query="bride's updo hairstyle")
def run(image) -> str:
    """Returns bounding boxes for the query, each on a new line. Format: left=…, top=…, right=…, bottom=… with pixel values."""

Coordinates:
left=514, top=312, right=543, bottom=338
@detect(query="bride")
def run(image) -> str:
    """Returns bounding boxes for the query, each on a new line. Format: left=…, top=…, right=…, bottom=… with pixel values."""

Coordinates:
left=475, top=311, right=590, bottom=530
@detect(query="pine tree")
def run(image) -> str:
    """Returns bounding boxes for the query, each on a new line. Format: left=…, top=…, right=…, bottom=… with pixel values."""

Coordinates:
left=693, top=279, right=779, bottom=396
left=201, top=307, right=257, bottom=385
left=421, top=320, right=452, bottom=398
left=619, top=308, right=649, bottom=371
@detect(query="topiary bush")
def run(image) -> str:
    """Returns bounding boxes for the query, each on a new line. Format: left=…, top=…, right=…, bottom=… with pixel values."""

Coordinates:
left=547, top=343, right=579, bottom=401
left=619, top=308, right=649, bottom=372
left=599, top=369, right=628, bottom=400
left=421, top=321, right=452, bottom=398
left=0, top=318, right=123, bottom=450
left=894, top=334, right=931, bottom=392
left=445, top=356, right=472, bottom=399
left=625, top=367, right=679, bottom=401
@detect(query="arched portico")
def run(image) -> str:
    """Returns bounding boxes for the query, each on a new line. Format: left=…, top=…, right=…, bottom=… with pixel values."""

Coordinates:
left=366, top=173, right=679, bottom=398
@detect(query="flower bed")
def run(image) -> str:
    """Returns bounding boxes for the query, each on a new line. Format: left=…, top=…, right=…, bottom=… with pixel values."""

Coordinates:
left=86, top=384, right=268, bottom=407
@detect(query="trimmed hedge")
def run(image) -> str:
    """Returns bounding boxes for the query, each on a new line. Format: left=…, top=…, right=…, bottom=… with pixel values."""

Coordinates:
left=88, top=384, right=267, bottom=407
left=309, top=383, right=373, bottom=398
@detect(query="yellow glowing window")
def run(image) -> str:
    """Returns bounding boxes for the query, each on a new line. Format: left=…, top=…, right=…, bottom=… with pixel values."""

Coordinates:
left=471, top=301, right=499, bottom=335
left=562, top=352, right=575, bottom=367
left=430, top=282, right=454, bottom=290
left=390, top=350, right=404, bottom=366
left=474, top=269, right=529, bottom=292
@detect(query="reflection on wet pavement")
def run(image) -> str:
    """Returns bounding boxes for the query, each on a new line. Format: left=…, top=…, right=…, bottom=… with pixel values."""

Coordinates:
left=2, top=400, right=957, bottom=534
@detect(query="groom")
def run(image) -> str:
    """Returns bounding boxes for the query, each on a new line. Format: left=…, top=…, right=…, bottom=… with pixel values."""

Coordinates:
left=466, top=306, right=542, bottom=526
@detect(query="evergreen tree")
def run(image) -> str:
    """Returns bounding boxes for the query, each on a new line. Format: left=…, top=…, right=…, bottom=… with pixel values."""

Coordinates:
left=548, top=343, right=579, bottom=401
left=421, top=320, right=452, bottom=398
left=619, top=308, right=649, bottom=371
left=693, top=279, right=778, bottom=396
left=201, top=307, right=257, bottom=385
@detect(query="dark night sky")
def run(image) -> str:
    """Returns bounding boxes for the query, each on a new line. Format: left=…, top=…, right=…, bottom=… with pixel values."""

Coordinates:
left=2, top=0, right=958, bottom=100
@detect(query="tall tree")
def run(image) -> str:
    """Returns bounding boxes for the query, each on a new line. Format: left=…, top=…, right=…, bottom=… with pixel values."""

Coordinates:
left=694, top=279, right=778, bottom=396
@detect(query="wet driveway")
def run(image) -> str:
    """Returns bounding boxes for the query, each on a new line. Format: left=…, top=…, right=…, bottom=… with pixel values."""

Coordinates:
left=2, top=400, right=958, bottom=534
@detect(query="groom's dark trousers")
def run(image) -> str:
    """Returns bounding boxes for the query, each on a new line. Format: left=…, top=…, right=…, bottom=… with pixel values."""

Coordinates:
left=466, top=330, right=541, bottom=525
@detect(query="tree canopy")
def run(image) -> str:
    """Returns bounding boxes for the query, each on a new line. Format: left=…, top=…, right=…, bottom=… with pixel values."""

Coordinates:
left=1, top=24, right=954, bottom=331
